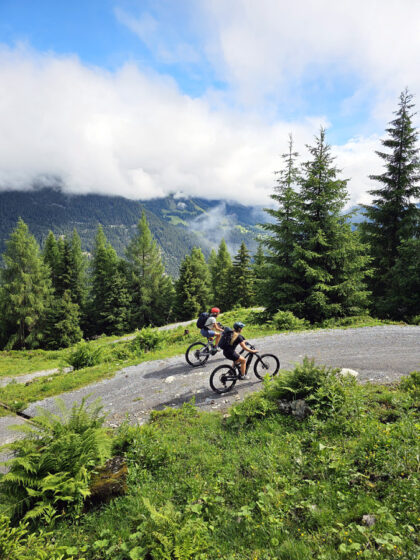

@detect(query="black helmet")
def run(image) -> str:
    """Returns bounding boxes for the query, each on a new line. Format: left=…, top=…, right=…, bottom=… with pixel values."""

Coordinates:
left=233, top=321, right=245, bottom=331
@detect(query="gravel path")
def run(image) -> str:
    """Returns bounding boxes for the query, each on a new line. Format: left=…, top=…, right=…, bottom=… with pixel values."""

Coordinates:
left=1, top=325, right=419, bottom=463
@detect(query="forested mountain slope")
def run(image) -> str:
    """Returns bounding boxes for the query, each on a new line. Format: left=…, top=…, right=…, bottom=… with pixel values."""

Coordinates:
left=0, top=187, right=264, bottom=275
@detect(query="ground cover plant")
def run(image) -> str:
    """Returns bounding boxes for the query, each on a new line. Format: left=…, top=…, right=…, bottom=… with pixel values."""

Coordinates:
left=1, top=365, right=417, bottom=559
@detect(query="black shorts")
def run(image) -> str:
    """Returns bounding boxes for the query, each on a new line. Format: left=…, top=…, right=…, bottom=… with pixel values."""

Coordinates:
left=223, top=348, right=240, bottom=362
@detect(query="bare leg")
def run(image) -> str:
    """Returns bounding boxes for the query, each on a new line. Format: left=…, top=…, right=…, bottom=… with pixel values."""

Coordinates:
left=235, top=356, right=246, bottom=376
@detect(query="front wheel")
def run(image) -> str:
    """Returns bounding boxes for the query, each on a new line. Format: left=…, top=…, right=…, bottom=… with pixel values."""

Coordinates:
left=185, top=341, right=210, bottom=367
left=254, top=353, right=280, bottom=379
left=210, top=365, right=237, bottom=394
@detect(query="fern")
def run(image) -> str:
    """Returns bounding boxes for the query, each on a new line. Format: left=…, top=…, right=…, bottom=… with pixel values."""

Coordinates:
left=0, top=397, right=112, bottom=525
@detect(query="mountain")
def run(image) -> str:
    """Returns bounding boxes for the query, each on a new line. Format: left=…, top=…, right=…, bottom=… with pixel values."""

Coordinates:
left=0, top=187, right=265, bottom=276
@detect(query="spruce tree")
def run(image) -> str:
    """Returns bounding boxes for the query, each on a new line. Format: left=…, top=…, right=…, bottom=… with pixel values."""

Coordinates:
left=361, top=89, right=420, bottom=317
left=252, top=243, right=267, bottom=306
left=211, top=239, right=233, bottom=311
left=41, top=290, right=83, bottom=350
left=175, top=247, right=211, bottom=320
left=126, top=211, right=169, bottom=328
left=68, top=228, right=87, bottom=310
left=261, top=135, right=303, bottom=313
left=232, top=242, right=254, bottom=307
left=0, top=219, right=52, bottom=349
left=43, top=230, right=60, bottom=293
left=89, top=226, right=130, bottom=336
left=295, top=129, right=370, bottom=322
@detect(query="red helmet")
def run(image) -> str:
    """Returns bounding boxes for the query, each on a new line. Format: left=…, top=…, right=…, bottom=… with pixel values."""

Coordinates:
left=210, top=307, right=220, bottom=314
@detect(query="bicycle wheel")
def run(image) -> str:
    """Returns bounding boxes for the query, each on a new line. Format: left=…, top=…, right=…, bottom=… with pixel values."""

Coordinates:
left=210, top=364, right=237, bottom=394
left=185, top=341, right=210, bottom=367
left=254, top=353, right=280, bottom=379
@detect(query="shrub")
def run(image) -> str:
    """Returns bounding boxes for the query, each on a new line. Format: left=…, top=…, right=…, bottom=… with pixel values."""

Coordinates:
left=264, top=357, right=355, bottom=417
left=271, top=310, right=309, bottom=331
left=408, top=314, right=420, bottom=325
left=225, top=391, right=278, bottom=428
left=399, top=370, right=420, bottom=400
left=0, top=514, right=72, bottom=560
left=130, top=327, right=167, bottom=355
left=66, top=340, right=102, bottom=370
left=0, top=398, right=112, bottom=525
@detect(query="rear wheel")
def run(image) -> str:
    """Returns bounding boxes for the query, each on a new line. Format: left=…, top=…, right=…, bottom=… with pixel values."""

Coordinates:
left=185, top=341, right=210, bottom=367
left=254, top=354, right=280, bottom=379
left=210, top=364, right=237, bottom=394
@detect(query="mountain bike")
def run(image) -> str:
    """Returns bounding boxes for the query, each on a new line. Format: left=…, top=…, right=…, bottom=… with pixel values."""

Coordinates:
left=185, top=323, right=225, bottom=367
left=209, top=345, right=280, bottom=394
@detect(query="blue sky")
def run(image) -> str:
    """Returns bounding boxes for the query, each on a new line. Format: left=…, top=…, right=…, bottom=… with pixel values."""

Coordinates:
left=0, top=0, right=419, bottom=205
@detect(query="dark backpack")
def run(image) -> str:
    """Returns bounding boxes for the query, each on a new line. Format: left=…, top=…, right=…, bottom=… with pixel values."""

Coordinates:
left=196, top=312, right=210, bottom=329
left=218, top=327, right=233, bottom=350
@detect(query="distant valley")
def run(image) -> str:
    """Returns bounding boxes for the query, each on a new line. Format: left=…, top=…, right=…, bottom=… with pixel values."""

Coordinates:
left=0, top=187, right=266, bottom=275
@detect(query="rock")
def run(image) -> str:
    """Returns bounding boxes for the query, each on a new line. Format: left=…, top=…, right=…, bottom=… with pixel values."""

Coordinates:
left=339, top=368, right=359, bottom=378
left=291, top=399, right=313, bottom=420
left=165, top=376, right=175, bottom=384
left=87, top=456, right=127, bottom=507
left=277, top=399, right=312, bottom=420
left=362, top=514, right=376, bottom=527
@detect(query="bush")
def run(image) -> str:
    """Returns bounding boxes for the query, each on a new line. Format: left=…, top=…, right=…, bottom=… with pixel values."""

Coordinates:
left=130, top=327, right=167, bottom=355
left=66, top=340, right=102, bottom=370
left=399, top=370, right=420, bottom=400
left=264, top=357, right=355, bottom=417
left=271, top=310, right=309, bottom=331
left=0, top=514, right=72, bottom=560
left=408, top=314, right=420, bottom=325
left=0, top=398, right=112, bottom=525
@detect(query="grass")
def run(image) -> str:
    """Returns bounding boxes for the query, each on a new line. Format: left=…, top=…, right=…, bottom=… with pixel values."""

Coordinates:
left=3, top=371, right=416, bottom=560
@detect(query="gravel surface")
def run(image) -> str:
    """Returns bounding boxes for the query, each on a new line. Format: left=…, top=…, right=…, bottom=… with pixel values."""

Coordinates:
left=1, top=325, right=419, bottom=469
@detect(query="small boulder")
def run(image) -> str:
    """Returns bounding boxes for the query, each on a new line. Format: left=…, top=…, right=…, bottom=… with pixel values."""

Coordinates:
left=362, top=514, right=376, bottom=527
left=88, top=456, right=127, bottom=507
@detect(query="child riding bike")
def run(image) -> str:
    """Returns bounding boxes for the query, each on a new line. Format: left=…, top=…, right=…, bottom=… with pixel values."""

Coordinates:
left=221, top=321, right=258, bottom=379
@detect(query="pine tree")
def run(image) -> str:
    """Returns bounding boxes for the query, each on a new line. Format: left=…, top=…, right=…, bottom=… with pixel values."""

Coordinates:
left=360, top=89, right=420, bottom=317
left=232, top=242, right=254, bottom=307
left=43, top=230, right=60, bottom=293
left=175, top=247, right=211, bottom=320
left=0, top=219, right=52, bottom=349
left=41, top=290, right=83, bottom=350
left=68, top=228, right=87, bottom=310
left=261, top=135, right=303, bottom=313
left=295, top=129, right=371, bottom=322
left=89, top=226, right=130, bottom=336
left=211, top=239, right=233, bottom=311
left=252, top=243, right=267, bottom=306
left=126, top=211, right=170, bottom=328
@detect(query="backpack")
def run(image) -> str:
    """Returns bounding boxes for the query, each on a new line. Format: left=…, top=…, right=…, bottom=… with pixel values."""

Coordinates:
left=218, top=327, right=233, bottom=350
left=196, top=312, right=210, bottom=329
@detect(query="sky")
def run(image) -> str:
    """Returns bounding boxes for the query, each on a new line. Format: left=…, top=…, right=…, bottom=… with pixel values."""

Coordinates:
left=0, top=0, right=419, bottom=207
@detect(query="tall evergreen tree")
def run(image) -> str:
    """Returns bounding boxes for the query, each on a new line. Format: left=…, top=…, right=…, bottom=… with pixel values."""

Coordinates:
left=175, top=247, right=211, bottom=320
left=43, top=230, right=60, bottom=293
left=211, top=239, right=233, bottom=311
left=231, top=242, right=254, bottom=307
left=262, top=135, right=303, bottom=313
left=0, top=219, right=52, bottom=349
left=295, top=129, right=370, bottom=322
left=360, top=89, right=420, bottom=317
left=68, top=228, right=87, bottom=310
left=126, top=211, right=171, bottom=328
left=41, top=290, right=83, bottom=350
left=89, top=226, right=130, bottom=336
left=252, top=243, right=267, bottom=306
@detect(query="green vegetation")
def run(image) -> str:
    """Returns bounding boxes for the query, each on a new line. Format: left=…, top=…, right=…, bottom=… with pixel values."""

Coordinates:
left=1, top=364, right=418, bottom=559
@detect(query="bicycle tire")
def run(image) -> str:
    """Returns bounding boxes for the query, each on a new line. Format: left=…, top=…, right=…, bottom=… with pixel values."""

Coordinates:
left=210, top=364, right=237, bottom=394
left=254, top=353, right=280, bottom=379
left=185, top=341, right=210, bottom=367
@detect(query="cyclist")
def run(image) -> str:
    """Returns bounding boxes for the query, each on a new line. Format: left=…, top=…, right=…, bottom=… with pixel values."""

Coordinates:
left=201, top=307, right=224, bottom=352
left=222, top=321, right=258, bottom=379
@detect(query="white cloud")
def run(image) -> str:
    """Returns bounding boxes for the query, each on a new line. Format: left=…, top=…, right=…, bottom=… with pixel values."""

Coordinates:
left=0, top=41, right=403, bottom=208
left=199, top=0, right=420, bottom=108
